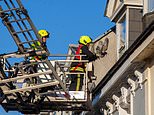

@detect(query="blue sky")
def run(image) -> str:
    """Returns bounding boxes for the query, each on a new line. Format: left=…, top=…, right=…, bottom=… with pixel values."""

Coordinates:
left=0, top=0, right=114, bottom=114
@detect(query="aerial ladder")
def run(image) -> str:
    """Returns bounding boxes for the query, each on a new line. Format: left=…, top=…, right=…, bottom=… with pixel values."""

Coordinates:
left=0, top=0, right=93, bottom=114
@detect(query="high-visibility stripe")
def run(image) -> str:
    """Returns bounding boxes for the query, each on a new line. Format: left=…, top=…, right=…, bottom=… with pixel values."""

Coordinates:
left=70, top=63, right=82, bottom=72
left=70, top=67, right=84, bottom=72
left=31, top=41, right=43, bottom=60
left=76, top=74, right=80, bottom=91
left=31, top=41, right=41, bottom=50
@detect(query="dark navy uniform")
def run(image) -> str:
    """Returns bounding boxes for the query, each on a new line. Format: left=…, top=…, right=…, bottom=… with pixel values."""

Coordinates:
left=69, top=44, right=97, bottom=91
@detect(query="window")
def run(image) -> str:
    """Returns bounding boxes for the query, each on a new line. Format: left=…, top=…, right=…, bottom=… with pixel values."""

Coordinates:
left=119, top=18, right=126, bottom=51
left=148, top=0, right=154, bottom=12
left=117, top=16, right=127, bottom=58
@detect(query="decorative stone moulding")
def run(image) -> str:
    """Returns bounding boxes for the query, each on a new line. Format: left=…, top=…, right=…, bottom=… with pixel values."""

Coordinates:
left=134, top=70, right=144, bottom=89
left=119, top=87, right=130, bottom=111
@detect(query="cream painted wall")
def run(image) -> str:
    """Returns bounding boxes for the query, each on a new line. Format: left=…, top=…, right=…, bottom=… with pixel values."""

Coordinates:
left=92, top=31, right=117, bottom=85
left=147, top=58, right=154, bottom=115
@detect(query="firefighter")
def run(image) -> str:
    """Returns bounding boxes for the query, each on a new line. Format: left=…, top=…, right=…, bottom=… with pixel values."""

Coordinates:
left=28, top=30, right=50, bottom=84
left=69, top=35, right=98, bottom=91
left=30, top=29, right=50, bottom=61
left=38, top=29, right=49, bottom=50
left=29, top=29, right=50, bottom=72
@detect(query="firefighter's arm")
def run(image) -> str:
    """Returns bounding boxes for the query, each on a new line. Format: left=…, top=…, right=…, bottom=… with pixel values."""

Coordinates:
left=81, top=45, right=98, bottom=61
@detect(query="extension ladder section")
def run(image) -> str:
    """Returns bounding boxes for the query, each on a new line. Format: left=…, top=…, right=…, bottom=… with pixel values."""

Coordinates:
left=0, top=0, right=40, bottom=53
left=0, top=0, right=67, bottom=100
left=0, top=0, right=92, bottom=114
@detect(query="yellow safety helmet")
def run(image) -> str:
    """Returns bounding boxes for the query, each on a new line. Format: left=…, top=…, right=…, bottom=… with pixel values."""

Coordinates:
left=38, top=30, right=49, bottom=38
left=79, top=35, right=92, bottom=45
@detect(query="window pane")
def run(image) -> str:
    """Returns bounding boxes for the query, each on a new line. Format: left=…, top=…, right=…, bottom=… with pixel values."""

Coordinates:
left=119, top=18, right=126, bottom=55
left=121, top=19, right=126, bottom=45
left=148, top=0, right=154, bottom=12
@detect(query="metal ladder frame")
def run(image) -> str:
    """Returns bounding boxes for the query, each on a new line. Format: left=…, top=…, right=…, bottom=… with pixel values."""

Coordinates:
left=0, top=0, right=93, bottom=113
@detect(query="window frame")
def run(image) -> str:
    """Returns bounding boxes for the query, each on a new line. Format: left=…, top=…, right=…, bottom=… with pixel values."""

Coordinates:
left=116, top=9, right=129, bottom=59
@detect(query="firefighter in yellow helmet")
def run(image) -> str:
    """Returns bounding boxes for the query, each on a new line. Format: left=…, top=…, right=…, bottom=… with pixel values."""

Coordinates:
left=27, top=30, right=50, bottom=85
left=69, top=35, right=98, bottom=91
left=38, top=29, right=50, bottom=49
left=31, top=29, right=50, bottom=60
left=31, top=30, right=49, bottom=50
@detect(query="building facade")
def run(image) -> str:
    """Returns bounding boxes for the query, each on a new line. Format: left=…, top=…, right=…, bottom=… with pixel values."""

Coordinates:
left=52, top=0, right=154, bottom=114
left=88, top=0, right=154, bottom=115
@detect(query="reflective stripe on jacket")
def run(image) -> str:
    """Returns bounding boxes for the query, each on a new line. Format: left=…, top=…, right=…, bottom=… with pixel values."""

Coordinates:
left=31, top=41, right=41, bottom=50
left=70, top=67, right=84, bottom=72
left=31, top=41, right=42, bottom=60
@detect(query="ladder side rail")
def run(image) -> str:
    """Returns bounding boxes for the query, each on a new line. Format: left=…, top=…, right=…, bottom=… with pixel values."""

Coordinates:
left=5, top=59, right=12, bottom=69
left=9, top=0, right=35, bottom=46
left=0, top=6, right=24, bottom=52
left=84, top=62, right=93, bottom=110
left=16, top=0, right=41, bottom=43
left=16, top=0, right=51, bottom=54
left=0, top=61, right=8, bottom=79
left=0, top=70, right=52, bottom=84
left=0, top=61, right=24, bottom=103
left=2, top=58, right=14, bottom=72
left=3, top=80, right=59, bottom=94
left=4, top=0, right=32, bottom=48
left=1, top=50, right=47, bottom=59
left=17, top=64, right=25, bottom=75
left=4, top=0, right=50, bottom=54
left=55, top=61, right=68, bottom=85
left=85, top=64, right=88, bottom=100
left=44, top=59, right=68, bottom=93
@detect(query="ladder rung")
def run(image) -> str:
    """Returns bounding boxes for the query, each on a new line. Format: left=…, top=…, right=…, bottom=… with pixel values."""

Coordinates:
left=1, top=50, right=47, bottom=59
left=18, top=40, right=38, bottom=45
left=17, top=73, right=22, bottom=76
left=7, top=18, right=27, bottom=23
left=3, top=80, right=60, bottom=94
left=47, top=96, right=87, bottom=102
left=0, top=70, right=53, bottom=84
left=12, top=29, right=33, bottom=34
left=0, top=8, right=20, bottom=13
